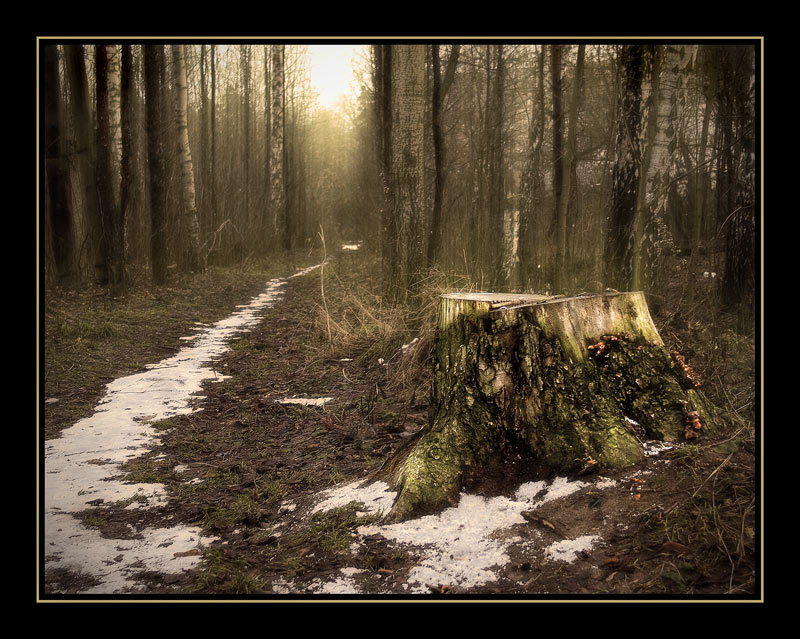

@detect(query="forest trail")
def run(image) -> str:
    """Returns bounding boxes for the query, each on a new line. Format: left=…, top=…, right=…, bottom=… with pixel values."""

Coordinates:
left=42, top=252, right=757, bottom=598
left=43, top=262, right=323, bottom=594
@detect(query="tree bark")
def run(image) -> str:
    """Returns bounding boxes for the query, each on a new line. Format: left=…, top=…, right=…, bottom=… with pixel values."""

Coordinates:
left=388, top=44, right=426, bottom=302
left=144, top=45, right=168, bottom=285
left=487, top=44, right=506, bottom=288
left=171, top=44, right=205, bottom=273
left=44, top=44, right=75, bottom=286
left=426, top=44, right=460, bottom=269
left=518, top=46, right=546, bottom=291
left=605, top=45, right=644, bottom=292
left=270, top=44, right=287, bottom=250
left=372, top=290, right=724, bottom=522
left=65, top=44, right=107, bottom=285
left=95, top=45, right=126, bottom=296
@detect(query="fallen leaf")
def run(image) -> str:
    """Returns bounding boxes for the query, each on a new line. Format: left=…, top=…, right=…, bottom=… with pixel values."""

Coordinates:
left=633, top=494, right=641, bottom=502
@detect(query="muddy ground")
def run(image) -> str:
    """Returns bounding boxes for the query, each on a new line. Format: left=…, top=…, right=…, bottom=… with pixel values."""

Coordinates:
left=41, top=250, right=759, bottom=600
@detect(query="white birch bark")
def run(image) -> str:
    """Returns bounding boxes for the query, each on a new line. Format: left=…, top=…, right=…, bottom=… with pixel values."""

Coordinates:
left=171, top=44, right=204, bottom=272
left=270, top=44, right=286, bottom=248
left=107, top=45, right=123, bottom=208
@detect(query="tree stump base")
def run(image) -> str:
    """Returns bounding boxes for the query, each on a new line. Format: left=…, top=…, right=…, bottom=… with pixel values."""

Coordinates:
left=373, top=291, right=724, bottom=522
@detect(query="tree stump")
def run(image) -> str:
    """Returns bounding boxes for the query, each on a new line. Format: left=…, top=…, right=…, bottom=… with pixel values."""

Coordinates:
left=373, top=291, right=724, bottom=522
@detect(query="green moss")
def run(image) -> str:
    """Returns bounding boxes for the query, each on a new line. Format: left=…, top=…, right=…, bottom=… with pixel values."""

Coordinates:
left=376, top=293, right=727, bottom=521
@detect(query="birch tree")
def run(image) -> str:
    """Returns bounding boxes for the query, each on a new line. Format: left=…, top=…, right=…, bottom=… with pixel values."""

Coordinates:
left=270, top=44, right=287, bottom=250
left=171, top=44, right=204, bottom=272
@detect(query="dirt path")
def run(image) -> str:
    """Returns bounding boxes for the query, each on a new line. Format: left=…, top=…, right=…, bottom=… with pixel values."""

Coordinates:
left=41, top=253, right=758, bottom=599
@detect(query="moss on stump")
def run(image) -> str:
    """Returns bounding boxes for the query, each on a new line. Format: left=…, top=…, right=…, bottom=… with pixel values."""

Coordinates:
left=372, top=291, right=726, bottom=523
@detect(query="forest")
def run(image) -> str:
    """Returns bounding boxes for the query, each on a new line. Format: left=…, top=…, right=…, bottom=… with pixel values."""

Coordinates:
left=41, top=39, right=760, bottom=599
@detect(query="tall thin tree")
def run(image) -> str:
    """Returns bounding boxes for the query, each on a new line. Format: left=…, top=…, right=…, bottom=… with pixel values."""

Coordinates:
left=171, top=44, right=205, bottom=273
left=44, top=45, right=75, bottom=285
left=427, top=44, right=460, bottom=269
left=65, top=45, right=107, bottom=284
left=270, top=44, right=287, bottom=250
left=605, top=45, right=645, bottom=291
left=95, top=44, right=126, bottom=295
left=144, top=45, right=168, bottom=285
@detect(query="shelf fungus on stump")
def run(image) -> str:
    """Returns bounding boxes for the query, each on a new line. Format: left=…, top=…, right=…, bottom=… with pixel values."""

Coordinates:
left=370, top=291, right=726, bottom=523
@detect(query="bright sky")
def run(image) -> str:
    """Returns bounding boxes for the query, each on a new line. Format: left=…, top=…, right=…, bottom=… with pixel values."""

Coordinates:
left=307, top=44, right=365, bottom=111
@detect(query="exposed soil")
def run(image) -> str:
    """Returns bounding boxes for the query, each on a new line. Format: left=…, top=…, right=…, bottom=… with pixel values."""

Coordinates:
left=40, top=250, right=759, bottom=600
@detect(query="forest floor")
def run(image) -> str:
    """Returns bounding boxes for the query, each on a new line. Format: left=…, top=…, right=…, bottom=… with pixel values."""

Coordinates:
left=41, top=248, right=760, bottom=600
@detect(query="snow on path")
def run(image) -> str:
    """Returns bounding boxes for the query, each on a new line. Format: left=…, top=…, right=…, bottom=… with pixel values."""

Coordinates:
left=44, top=264, right=323, bottom=594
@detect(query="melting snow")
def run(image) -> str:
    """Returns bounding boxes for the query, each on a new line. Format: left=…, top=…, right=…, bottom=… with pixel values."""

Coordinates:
left=44, top=264, right=323, bottom=594
left=277, top=397, right=334, bottom=407
left=311, top=474, right=609, bottom=594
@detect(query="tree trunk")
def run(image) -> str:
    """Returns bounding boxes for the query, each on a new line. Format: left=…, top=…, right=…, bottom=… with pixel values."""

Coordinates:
left=372, top=290, right=725, bottom=522
left=518, top=46, right=546, bottom=291
left=144, top=45, right=168, bottom=285
left=487, top=44, right=506, bottom=288
left=270, top=44, right=287, bottom=250
left=65, top=44, right=107, bottom=285
left=426, top=44, right=460, bottom=270
left=210, top=44, right=218, bottom=242
left=605, top=45, right=644, bottom=291
left=44, top=44, right=75, bottom=286
left=171, top=44, right=205, bottom=273
left=263, top=44, right=271, bottom=246
left=389, top=44, right=426, bottom=302
left=95, top=45, right=126, bottom=296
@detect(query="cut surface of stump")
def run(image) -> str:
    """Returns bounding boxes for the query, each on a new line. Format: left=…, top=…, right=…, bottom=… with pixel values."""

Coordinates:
left=372, top=291, right=723, bottom=522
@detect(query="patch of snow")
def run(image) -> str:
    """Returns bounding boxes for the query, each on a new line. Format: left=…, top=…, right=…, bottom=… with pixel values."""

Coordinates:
left=544, top=535, right=600, bottom=563
left=311, top=480, right=396, bottom=516
left=312, top=475, right=603, bottom=594
left=277, top=397, right=334, bottom=407
left=279, top=501, right=297, bottom=514
left=531, top=476, right=590, bottom=505
left=271, top=578, right=296, bottom=594
left=594, top=477, right=618, bottom=489
left=44, top=264, right=323, bottom=594
left=644, top=441, right=678, bottom=457
left=308, top=567, right=367, bottom=594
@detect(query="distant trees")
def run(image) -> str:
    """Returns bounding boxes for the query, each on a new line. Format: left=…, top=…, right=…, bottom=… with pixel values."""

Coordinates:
left=42, top=40, right=757, bottom=334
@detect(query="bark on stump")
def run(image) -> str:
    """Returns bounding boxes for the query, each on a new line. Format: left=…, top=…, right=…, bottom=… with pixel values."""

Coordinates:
left=373, top=291, right=723, bottom=522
